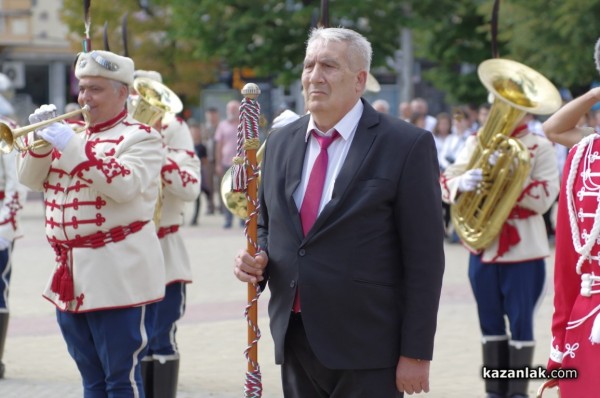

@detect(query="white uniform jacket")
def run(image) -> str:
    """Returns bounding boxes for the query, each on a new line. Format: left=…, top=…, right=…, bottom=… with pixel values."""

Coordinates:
left=440, top=128, right=559, bottom=262
left=17, top=109, right=166, bottom=312
left=0, top=116, right=28, bottom=242
left=158, top=116, right=200, bottom=284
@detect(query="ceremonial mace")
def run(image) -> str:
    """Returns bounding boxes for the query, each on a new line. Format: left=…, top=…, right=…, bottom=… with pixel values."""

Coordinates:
left=231, top=83, right=263, bottom=397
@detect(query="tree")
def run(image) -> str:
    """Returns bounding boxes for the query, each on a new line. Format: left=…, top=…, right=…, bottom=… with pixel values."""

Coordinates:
left=61, top=0, right=216, bottom=103
left=61, top=0, right=600, bottom=107
left=499, top=0, right=600, bottom=97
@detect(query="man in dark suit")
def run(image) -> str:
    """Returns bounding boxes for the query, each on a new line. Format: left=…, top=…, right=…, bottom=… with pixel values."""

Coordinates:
left=234, top=27, right=445, bottom=397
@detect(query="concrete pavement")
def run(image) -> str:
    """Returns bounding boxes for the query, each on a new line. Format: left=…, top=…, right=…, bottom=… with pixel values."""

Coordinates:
left=0, top=197, right=559, bottom=397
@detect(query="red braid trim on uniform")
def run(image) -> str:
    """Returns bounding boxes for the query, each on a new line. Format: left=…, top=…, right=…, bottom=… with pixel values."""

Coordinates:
left=518, top=179, right=550, bottom=202
left=157, top=224, right=179, bottom=239
left=439, top=175, right=451, bottom=202
left=492, top=206, right=537, bottom=261
left=0, top=192, right=22, bottom=230
left=510, top=124, right=528, bottom=137
left=87, top=108, right=128, bottom=134
left=48, top=220, right=148, bottom=303
left=161, top=158, right=199, bottom=187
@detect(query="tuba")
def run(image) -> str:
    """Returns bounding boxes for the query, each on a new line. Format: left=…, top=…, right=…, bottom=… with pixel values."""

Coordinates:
left=129, top=77, right=183, bottom=228
left=450, top=58, right=562, bottom=250
left=130, top=77, right=183, bottom=126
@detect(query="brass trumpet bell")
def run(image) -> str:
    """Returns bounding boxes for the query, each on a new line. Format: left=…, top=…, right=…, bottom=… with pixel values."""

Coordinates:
left=131, top=77, right=183, bottom=126
left=0, top=105, right=90, bottom=154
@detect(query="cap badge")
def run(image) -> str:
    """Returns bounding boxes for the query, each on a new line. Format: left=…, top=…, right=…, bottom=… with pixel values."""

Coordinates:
left=90, top=51, right=119, bottom=71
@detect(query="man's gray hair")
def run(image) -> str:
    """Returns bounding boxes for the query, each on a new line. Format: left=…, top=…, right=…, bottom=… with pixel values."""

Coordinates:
left=306, top=27, right=372, bottom=73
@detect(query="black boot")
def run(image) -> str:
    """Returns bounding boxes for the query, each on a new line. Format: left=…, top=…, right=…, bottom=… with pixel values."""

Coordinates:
left=0, top=313, right=9, bottom=379
left=141, top=357, right=154, bottom=398
left=153, top=358, right=179, bottom=398
left=507, top=343, right=535, bottom=398
left=482, top=339, right=509, bottom=397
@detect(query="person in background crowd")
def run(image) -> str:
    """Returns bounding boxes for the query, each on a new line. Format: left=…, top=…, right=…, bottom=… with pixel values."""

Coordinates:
left=18, top=50, right=165, bottom=397
left=410, top=97, right=437, bottom=132
left=440, top=111, right=559, bottom=398
left=64, top=102, right=85, bottom=124
left=234, top=26, right=445, bottom=397
left=201, top=107, right=220, bottom=215
left=215, top=100, right=243, bottom=229
left=372, top=99, right=390, bottom=114
left=0, top=75, right=28, bottom=379
left=477, top=103, right=491, bottom=131
left=541, top=84, right=600, bottom=395
left=433, top=112, right=452, bottom=237
left=189, top=118, right=211, bottom=226
left=432, top=112, right=452, bottom=163
left=466, top=103, right=480, bottom=132
left=398, top=101, right=411, bottom=122
left=439, top=107, right=471, bottom=172
left=409, top=112, right=426, bottom=130
left=523, top=113, right=544, bottom=137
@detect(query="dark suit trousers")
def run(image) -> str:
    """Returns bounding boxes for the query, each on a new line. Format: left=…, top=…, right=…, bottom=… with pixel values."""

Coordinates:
left=282, top=313, right=403, bottom=398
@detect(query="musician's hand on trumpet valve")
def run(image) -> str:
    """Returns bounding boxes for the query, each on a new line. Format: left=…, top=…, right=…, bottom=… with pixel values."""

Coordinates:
left=28, top=104, right=57, bottom=124
left=38, top=123, right=75, bottom=151
left=28, top=104, right=74, bottom=151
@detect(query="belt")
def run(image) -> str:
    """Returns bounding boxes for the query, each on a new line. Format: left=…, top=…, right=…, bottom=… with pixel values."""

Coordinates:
left=47, top=220, right=149, bottom=304
left=581, top=273, right=600, bottom=297
left=157, top=224, right=179, bottom=239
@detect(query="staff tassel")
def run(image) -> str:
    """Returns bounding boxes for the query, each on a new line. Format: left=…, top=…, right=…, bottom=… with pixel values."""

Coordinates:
left=233, top=83, right=263, bottom=397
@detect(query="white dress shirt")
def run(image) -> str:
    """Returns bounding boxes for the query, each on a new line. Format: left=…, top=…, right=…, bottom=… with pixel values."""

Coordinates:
left=293, top=100, right=363, bottom=215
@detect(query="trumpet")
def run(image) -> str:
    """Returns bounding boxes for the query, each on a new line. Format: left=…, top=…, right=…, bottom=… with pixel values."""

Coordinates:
left=0, top=105, right=90, bottom=154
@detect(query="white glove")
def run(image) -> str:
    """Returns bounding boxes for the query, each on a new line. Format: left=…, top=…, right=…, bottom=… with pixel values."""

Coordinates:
left=0, top=237, right=11, bottom=251
left=29, top=104, right=57, bottom=124
left=457, top=168, right=483, bottom=192
left=38, top=122, right=75, bottom=151
left=488, top=150, right=502, bottom=166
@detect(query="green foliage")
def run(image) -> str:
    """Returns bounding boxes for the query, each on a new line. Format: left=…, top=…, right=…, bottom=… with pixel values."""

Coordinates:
left=60, top=0, right=600, bottom=105
left=61, top=0, right=215, bottom=103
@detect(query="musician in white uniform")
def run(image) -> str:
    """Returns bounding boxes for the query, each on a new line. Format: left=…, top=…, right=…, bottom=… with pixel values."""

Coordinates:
left=132, top=70, right=200, bottom=398
left=441, top=121, right=559, bottom=398
left=0, top=82, right=28, bottom=378
left=17, top=50, right=165, bottom=397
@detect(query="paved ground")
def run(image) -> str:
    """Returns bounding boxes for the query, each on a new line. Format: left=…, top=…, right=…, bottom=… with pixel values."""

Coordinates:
left=0, top=196, right=560, bottom=397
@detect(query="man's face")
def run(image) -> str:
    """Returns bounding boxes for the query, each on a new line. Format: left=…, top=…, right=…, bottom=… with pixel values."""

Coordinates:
left=301, top=39, right=365, bottom=129
left=78, top=76, right=127, bottom=125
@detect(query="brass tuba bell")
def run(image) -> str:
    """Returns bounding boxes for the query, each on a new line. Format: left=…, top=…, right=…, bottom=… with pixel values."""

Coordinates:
left=130, top=77, right=183, bottom=126
left=450, top=58, right=562, bottom=250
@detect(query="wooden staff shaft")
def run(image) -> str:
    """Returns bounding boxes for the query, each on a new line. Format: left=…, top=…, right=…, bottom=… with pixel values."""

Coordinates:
left=246, top=147, right=259, bottom=371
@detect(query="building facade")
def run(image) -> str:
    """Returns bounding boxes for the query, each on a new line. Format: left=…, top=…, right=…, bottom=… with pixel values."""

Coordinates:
left=0, top=0, right=73, bottom=124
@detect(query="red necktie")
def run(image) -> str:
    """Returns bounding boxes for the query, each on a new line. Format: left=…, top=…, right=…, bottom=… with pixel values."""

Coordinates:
left=293, top=130, right=340, bottom=313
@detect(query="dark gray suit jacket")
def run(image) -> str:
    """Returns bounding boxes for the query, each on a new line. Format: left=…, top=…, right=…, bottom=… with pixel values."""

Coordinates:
left=258, top=99, right=445, bottom=370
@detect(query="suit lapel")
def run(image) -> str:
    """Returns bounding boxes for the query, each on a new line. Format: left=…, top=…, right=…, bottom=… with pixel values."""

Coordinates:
left=284, top=119, right=310, bottom=238
left=304, top=100, right=379, bottom=241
